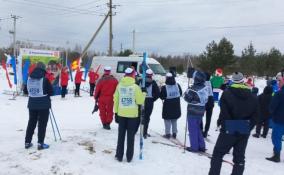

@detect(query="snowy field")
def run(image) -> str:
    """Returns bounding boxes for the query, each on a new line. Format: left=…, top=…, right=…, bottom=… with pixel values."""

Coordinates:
left=0, top=69, right=283, bottom=175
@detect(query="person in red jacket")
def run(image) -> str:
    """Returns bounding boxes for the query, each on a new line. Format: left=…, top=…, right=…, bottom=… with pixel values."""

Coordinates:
left=60, top=67, right=69, bottom=98
left=75, top=68, right=83, bottom=97
left=88, top=68, right=99, bottom=97
left=94, top=66, right=118, bottom=130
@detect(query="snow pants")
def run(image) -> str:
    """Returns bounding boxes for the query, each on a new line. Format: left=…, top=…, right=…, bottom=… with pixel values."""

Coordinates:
left=188, top=117, right=205, bottom=151
left=61, top=86, right=67, bottom=98
left=164, top=119, right=177, bottom=135
left=116, top=116, right=140, bottom=161
left=255, top=119, right=269, bottom=137
left=272, top=123, right=284, bottom=154
left=209, top=132, right=249, bottom=175
left=143, top=99, right=154, bottom=136
left=75, top=83, right=80, bottom=96
left=98, top=96, right=114, bottom=125
left=89, top=83, right=95, bottom=97
left=213, top=92, right=220, bottom=102
left=25, top=109, right=49, bottom=144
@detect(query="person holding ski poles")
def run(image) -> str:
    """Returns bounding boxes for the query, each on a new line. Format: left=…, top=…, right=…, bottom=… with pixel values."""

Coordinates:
left=140, top=69, right=160, bottom=139
left=160, top=72, right=182, bottom=139
left=94, top=66, right=118, bottom=130
left=208, top=72, right=258, bottom=175
left=114, top=67, right=146, bottom=162
left=184, top=71, right=209, bottom=152
left=25, top=62, right=53, bottom=150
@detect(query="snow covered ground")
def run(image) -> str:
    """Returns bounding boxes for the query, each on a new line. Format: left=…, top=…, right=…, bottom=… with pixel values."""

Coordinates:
left=0, top=70, right=283, bottom=175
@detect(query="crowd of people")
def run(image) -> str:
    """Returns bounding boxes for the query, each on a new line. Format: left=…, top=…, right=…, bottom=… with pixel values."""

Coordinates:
left=23, top=62, right=284, bottom=175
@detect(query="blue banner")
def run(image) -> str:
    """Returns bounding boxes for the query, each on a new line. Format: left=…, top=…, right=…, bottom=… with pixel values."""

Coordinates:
left=22, top=59, right=31, bottom=85
left=84, top=58, right=92, bottom=80
left=11, top=56, right=17, bottom=84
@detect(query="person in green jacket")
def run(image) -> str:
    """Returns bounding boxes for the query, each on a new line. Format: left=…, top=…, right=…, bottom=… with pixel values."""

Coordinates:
left=210, top=68, right=224, bottom=102
left=114, top=67, right=146, bottom=163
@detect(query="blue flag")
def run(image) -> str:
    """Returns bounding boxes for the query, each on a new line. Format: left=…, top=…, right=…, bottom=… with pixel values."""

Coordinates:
left=11, top=56, right=17, bottom=84
left=22, top=59, right=31, bottom=85
left=84, top=58, right=92, bottom=80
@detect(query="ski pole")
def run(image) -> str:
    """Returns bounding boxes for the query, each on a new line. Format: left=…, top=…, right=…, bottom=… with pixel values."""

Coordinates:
left=50, top=108, right=62, bottom=140
left=49, top=113, right=57, bottom=142
left=183, top=114, right=188, bottom=153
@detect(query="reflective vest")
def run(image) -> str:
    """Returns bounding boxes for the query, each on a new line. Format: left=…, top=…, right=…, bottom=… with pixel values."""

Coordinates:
left=186, top=87, right=208, bottom=106
left=166, top=84, right=180, bottom=99
left=27, top=78, right=47, bottom=98
left=146, top=84, right=153, bottom=98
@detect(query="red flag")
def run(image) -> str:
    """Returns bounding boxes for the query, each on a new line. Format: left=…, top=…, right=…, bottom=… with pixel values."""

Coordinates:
left=1, top=60, right=12, bottom=88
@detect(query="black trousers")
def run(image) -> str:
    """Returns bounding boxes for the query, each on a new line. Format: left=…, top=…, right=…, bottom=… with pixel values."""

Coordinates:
left=89, top=83, right=95, bottom=96
left=255, top=119, right=269, bottom=136
left=116, top=116, right=140, bottom=161
left=75, top=83, right=80, bottom=96
left=143, top=99, right=154, bottom=136
left=25, top=109, right=49, bottom=144
left=61, top=86, right=67, bottom=98
left=209, top=132, right=249, bottom=175
left=203, top=105, right=214, bottom=134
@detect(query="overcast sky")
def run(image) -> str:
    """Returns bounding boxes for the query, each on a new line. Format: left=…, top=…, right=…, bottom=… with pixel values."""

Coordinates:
left=1, top=0, right=284, bottom=55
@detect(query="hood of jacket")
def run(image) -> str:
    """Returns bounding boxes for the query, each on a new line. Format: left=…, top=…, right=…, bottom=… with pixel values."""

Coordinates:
left=30, top=68, right=46, bottom=79
left=229, top=84, right=252, bottom=100
left=166, top=76, right=176, bottom=85
left=120, top=76, right=135, bottom=86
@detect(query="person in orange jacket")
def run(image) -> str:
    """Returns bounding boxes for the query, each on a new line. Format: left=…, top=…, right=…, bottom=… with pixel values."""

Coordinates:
left=60, top=67, right=69, bottom=98
left=94, top=66, right=118, bottom=129
left=88, top=68, right=99, bottom=96
left=75, top=68, right=83, bottom=97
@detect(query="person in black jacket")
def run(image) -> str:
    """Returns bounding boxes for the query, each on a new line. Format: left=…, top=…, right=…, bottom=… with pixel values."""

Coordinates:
left=253, top=86, right=273, bottom=138
left=25, top=62, right=53, bottom=150
left=266, top=78, right=284, bottom=163
left=209, top=72, right=258, bottom=175
left=142, top=69, right=160, bottom=139
left=160, top=73, right=182, bottom=139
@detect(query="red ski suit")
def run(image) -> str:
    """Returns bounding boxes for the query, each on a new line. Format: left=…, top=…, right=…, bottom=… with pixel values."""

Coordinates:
left=46, top=71, right=55, bottom=84
left=88, top=71, right=99, bottom=84
left=60, top=70, right=69, bottom=86
left=75, top=71, right=83, bottom=84
left=94, top=74, right=118, bottom=124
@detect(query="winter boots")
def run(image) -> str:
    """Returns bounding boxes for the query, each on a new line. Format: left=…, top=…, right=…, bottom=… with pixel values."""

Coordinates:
left=25, top=143, right=33, bottom=149
left=252, top=133, right=260, bottom=138
left=163, top=134, right=171, bottom=139
left=38, top=143, right=49, bottom=150
left=103, top=124, right=111, bottom=130
left=266, top=152, right=281, bottom=163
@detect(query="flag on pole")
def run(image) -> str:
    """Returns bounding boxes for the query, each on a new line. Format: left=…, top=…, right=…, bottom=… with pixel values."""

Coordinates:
left=11, top=56, right=17, bottom=85
left=22, top=59, right=31, bottom=85
left=71, top=58, right=80, bottom=71
left=67, top=60, right=73, bottom=82
left=84, top=58, right=93, bottom=80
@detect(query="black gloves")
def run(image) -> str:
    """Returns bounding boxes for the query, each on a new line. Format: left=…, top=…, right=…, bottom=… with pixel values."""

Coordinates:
left=92, top=103, right=99, bottom=114
left=115, top=113, right=120, bottom=124
left=141, top=87, right=147, bottom=93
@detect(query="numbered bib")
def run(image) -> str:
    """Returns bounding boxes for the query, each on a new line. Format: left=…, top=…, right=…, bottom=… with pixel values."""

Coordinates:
left=166, top=84, right=180, bottom=99
left=119, top=85, right=136, bottom=108
left=27, top=78, right=46, bottom=98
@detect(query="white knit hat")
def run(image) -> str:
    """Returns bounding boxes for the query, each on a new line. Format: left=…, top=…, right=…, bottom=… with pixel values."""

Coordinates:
left=125, top=67, right=134, bottom=74
left=146, top=69, right=153, bottom=75
left=104, top=66, right=111, bottom=71
left=166, top=72, right=173, bottom=77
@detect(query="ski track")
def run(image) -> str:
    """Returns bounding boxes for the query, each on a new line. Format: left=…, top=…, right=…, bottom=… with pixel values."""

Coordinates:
left=0, top=71, right=283, bottom=174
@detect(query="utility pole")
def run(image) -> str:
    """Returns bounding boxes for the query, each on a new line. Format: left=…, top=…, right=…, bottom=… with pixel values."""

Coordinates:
left=132, top=29, right=136, bottom=54
left=10, top=15, right=21, bottom=57
left=120, top=43, right=123, bottom=53
left=109, top=0, right=113, bottom=56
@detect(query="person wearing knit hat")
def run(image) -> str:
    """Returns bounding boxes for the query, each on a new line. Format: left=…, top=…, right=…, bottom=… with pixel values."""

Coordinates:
left=160, top=72, right=182, bottom=139
left=25, top=62, right=53, bottom=150
left=94, top=66, right=118, bottom=130
left=140, top=69, right=160, bottom=139
left=209, top=71, right=258, bottom=175
left=114, top=67, right=146, bottom=162
left=184, top=71, right=209, bottom=152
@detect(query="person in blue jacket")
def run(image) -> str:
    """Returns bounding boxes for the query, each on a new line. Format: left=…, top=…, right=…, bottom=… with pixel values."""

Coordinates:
left=25, top=62, right=53, bottom=150
left=266, top=78, right=284, bottom=162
